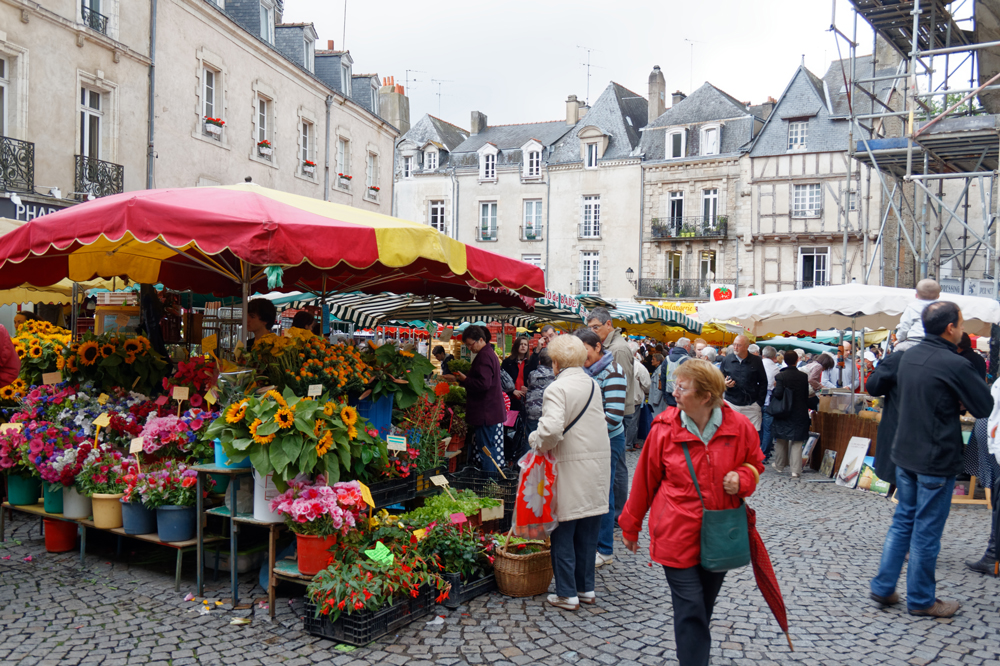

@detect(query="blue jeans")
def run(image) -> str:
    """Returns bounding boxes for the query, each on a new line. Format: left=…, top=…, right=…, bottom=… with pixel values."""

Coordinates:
left=549, top=514, right=602, bottom=597
left=760, top=411, right=774, bottom=457
left=870, top=466, right=955, bottom=610
left=597, top=431, right=626, bottom=556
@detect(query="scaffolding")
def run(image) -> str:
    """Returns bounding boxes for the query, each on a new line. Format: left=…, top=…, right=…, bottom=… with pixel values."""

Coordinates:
left=832, top=0, right=1000, bottom=296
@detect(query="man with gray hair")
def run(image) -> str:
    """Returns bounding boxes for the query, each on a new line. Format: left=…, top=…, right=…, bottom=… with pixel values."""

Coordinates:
left=676, top=336, right=693, bottom=356
left=702, top=347, right=718, bottom=364
left=748, top=343, right=761, bottom=356
left=760, top=346, right=780, bottom=459
left=718, top=335, right=769, bottom=431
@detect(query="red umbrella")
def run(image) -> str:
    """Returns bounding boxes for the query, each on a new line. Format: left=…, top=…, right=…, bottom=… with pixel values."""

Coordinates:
left=746, top=504, right=794, bottom=651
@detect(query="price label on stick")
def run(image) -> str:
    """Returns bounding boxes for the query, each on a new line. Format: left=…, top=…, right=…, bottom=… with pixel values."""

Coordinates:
left=412, top=528, right=426, bottom=542
left=364, top=541, right=394, bottom=566
left=204, top=390, right=217, bottom=406
left=449, top=513, right=467, bottom=525
left=98, top=393, right=109, bottom=405
left=116, top=314, right=130, bottom=328
left=386, top=435, right=407, bottom=452
left=129, top=437, right=144, bottom=454
left=0, top=423, right=23, bottom=433
left=201, top=334, right=217, bottom=355
left=93, top=413, right=111, bottom=428
left=155, top=395, right=169, bottom=406
left=430, top=475, right=449, bottom=487
left=357, top=481, right=375, bottom=508
left=307, top=384, right=323, bottom=398
left=172, top=386, right=190, bottom=402
left=41, top=372, right=61, bottom=386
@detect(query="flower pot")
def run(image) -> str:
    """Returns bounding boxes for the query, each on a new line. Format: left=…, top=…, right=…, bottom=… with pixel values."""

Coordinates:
left=43, top=518, right=77, bottom=553
left=214, top=438, right=251, bottom=469
left=447, top=435, right=464, bottom=452
left=296, top=533, right=337, bottom=577
left=121, top=499, right=156, bottom=535
left=6, top=474, right=41, bottom=506
left=62, top=487, right=92, bottom=519
left=156, top=505, right=196, bottom=542
left=258, top=146, right=273, bottom=156
left=303, top=165, right=316, bottom=174
left=252, top=469, right=282, bottom=523
left=204, top=122, right=222, bottom=135
left=43, top=483, right=64, bottom=514
left=91, top=493, right=125, bottom=529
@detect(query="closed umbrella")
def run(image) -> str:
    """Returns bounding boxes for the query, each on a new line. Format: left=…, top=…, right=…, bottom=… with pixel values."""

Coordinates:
left=746, top=504, right=794, bottom=651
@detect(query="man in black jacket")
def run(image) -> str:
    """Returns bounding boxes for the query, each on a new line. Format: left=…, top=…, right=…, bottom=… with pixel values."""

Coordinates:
left=870, top=302, right=993, bottom=618
left=865, top=350, right=904, bottom=487
left=718, top=335, right=768, bottom=432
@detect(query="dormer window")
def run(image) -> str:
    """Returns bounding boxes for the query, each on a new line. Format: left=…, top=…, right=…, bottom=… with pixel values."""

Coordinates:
left=478, top=143, right=498, bottom=181
left=788, top=121, right=808, bottom=151
left=425, top=150, right=438, bottom=171
left=700, top=125, right=720, bottom=156
left=667, top=129, right=685, bottom=159
left=371, top=80, right=379, bottom=114
left=585, top=143, right=598, bottom=168
left=520, top=139, right=543, bottom=179
left=303, top=38, right=315, bottom=73
left=341, top=63, right=352, bottom=96
left=259, top=1, right=274, bottom=44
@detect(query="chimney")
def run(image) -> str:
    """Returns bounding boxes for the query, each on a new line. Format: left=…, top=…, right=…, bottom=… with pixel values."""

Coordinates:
left=578, top=104, right=589, bottom=119
left=566, top=94, right=580, bottom=125
left=760, top=96, right=776, bottom=119
left=671, top=91, right=686, bottom=106
left=378, top=75, right=410, bottom=134
left=327, top=40, right=334, bottom=51
left=648, top=65, right=666, bottom=119
left=470, top=111, right=488, bottom=135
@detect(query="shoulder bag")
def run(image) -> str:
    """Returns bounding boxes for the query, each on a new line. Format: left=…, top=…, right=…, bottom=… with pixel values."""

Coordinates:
left=563, top=382, right=596, bottom=435
left=766, top=376, right=793, bottom=418
left=681, top=442, right=751, bottom=572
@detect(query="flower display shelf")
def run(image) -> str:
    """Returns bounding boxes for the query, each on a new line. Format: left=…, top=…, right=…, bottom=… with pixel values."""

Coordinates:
left=440, top=572, right=496, bottom=610
left=366, top=474, right=417, bottom=508
left=303, top=585, right=436, bottom=646
left=446, top=465, right=518, bottom=532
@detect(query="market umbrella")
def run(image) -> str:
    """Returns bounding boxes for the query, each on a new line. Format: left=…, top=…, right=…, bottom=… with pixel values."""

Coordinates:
left=746, top=504, right=794, bottom=651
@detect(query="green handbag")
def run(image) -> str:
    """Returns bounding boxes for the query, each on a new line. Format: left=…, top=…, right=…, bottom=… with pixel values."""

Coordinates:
left=681, top=442, right=751, bottom=572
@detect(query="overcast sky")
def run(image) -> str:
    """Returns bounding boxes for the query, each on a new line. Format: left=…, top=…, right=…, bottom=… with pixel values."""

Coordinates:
left=284, top=0, right=878, bottom=128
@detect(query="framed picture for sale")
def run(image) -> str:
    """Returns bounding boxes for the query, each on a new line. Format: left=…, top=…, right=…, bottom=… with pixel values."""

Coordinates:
left=836, top=437, right=871, bottom=489
left=801, top=432, right=820, bottom=461
left=819, top=450, right=838, bottom=478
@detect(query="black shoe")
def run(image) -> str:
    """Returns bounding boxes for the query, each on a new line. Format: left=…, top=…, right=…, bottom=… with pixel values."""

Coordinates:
left=964, top=556, right=998, bottom=576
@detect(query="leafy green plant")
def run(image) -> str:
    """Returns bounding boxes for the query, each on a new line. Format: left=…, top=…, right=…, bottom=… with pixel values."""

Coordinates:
left=399, top=489, right=501, bottom=528
left=365, top=345, right=435, bottom=409
left=447, top=359, right=471, bottom=376
left=417, top=522, right=494, bottom=581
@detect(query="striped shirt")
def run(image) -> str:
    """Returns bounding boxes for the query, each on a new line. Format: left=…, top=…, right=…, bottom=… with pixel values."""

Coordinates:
left=585, top=351, right=627, bottom=438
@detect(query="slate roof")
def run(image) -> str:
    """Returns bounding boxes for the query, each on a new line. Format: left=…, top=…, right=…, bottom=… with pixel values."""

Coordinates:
left=548, top=82, right=648, bottom=164
left=351, top=74, right=379, bottom=112
left=399, top=114, right=470, bottom=153
left=824, top=55, right=902, bottom=117
left=645, top=82, right=757, bottom=128
left=450, top=120, right=571, bottom=154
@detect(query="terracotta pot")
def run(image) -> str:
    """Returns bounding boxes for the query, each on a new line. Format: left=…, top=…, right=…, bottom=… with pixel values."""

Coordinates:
left=296, top=533, right=338, bottom=576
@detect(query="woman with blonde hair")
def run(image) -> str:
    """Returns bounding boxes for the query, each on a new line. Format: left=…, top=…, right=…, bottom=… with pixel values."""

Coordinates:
left=621, top=359, right=765, bottom=666
left=528, top=335, right=610, bottom=611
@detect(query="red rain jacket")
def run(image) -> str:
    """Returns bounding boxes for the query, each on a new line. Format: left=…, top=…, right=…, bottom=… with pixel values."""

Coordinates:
left=620, top=403, right=765, bottom=569
left=0, top=325, right=19, bottom=387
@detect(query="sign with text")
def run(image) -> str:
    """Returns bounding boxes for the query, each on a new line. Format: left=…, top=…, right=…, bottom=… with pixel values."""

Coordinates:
left=93, top=413, right=111, bottom=428
left=129, top=437, right=145, bottom=454
left=42, top=372, right=61, bottom=385
left=172, top=386, right=190, bottom=401
left=307, top=384, right=323, bottom=397
left=386, top=435, right=407, bottom=452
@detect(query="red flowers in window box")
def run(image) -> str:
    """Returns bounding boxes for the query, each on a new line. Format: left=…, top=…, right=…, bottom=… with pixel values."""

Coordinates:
left=304, top=160, right=317, bottom=167
left=204, top=116, right=225, bottom=127
left=338, top=173, right=352, bottom=180
left=368, top=186, right=380, bottom=193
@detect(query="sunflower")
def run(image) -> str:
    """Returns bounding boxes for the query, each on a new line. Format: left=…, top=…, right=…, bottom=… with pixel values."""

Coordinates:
left=134, top=336, right=151, bottom=351
left=28, top=346, right=42, bottom=359
left=313, top=418, right=325, bottom=437
left=249, top=418, right=275, bottom=445
left=124, top=352, right=137, bottom=365
left=0, top=385, right=16, bottom=400
left=315, top=431, right=334, bottom=457
left=225, top=401, right=248, bottom=424
left=275, top=407, right=295, bottom=429
left=398, top=349, right=414, bottom=358
left=347, top=425, right=358, bottom=440
left=99, top=343, right=115, bottom=358
left=13, top=344, right=26, bottom=359
left=56, top=355, right=66, bottom=370
left=340, top=405, right=358, bottom=427
left=66, top=355, right=79, bottom=374
left=263, top=389, right=287, bottom=407
left=123, top=339, right=142, bottom=355
left=78, top=341, right=100, bottom=366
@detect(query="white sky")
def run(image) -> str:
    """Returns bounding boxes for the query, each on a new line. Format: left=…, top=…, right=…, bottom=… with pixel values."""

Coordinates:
left=284, top=0, right=877, bottom=128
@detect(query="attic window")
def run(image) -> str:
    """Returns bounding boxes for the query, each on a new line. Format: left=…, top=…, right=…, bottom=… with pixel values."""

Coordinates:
left=425, top=150, right=438, bottom=171
left=626, top=117, right=633, bottom=126
left=585, top=143, right=598, bottom=168
left=526, top=150, right=540, bottom=177
left=788, top=121, right=808, bottom=151
left=667, top=129, right=685, bottom=159
left=480, top=153, right=496, bottom=180
left=700, top=125, right=720, bottom=156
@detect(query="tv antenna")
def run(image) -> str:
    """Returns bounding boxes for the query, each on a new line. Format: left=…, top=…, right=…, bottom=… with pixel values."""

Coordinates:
left=405, top=69, right=427, bottom=92
left=430, top=79, right=454, bottom=114
left=577, top=46, right=603, bottom=104
left=684, top=39, right=704, bottom=94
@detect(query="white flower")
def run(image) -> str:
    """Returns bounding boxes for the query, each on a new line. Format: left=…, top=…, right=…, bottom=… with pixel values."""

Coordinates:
left=522, top=463, right=550, bottom=518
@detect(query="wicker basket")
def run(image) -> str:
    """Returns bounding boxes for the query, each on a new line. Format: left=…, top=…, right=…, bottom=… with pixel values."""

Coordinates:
left=493, top=528, right=553, bottom=598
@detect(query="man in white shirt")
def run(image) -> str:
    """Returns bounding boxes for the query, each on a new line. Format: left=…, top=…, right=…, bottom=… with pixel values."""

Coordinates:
left=760, top=346, right=780, bottom=458
left=821, top=341, right=860, bottom=390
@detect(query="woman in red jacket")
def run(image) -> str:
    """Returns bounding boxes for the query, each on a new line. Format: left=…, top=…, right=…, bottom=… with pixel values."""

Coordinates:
left=621, top=359, right=764, bottom=666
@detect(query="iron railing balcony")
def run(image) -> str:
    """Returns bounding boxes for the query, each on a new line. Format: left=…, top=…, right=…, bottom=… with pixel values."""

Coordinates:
left=82, top=3, right=109, bottom=34
left=0, top=136, right=34, bottom=193
left=477, top=226, right=497, bottom=242
left=795, top=280, right=830, bottom=289
left=75, top=155, right=124, bottom=199
left=648, top=215, right=729, bottom=240
left=638, top=278, right=719, bottom=300
left=520, top=224, right=543, bottom=241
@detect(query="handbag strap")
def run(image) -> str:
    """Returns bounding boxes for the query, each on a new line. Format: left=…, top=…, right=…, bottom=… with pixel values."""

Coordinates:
left=681, top=442, right=707, bottom=511
left=563, top=382, right=596, bottom=435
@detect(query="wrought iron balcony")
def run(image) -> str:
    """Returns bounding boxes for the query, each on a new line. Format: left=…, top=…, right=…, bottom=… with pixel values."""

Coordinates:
left=648, top=215, right=729, bottom=240
left=795, top=280, right=830, bottom=289
left=82, top=3, right=109, bottom=34
left=638, top=278, right=717, bottom=300
left=520, top=225, right=543, bottom=241
left=478, top=226, right=497, bottom=242
left=75, top=155, right=124, bottom=200
left=0, top=136, right=34, bottom=193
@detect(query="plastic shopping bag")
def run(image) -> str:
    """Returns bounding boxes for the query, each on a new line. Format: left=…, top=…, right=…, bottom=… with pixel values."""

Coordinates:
left=513, top=449, right=558, bottom=539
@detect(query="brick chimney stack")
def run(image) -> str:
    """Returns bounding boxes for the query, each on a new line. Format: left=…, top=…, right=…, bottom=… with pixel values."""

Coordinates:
left=471, top=111, right=488, bottom=135
left=648, top=66, right=666, bottom=120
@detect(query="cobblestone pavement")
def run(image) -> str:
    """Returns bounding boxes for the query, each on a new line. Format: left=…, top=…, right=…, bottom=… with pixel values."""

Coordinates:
left=3, top=450, right=1000, bottom=665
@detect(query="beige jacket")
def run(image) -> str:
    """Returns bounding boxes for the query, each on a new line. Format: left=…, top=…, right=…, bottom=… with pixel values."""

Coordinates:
left=527, top=366, right=611, bottom=522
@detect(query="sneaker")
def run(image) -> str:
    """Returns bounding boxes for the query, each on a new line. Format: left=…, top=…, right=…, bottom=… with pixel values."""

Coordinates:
left=791, top=474, right=800, bottom=479
left=577, top=591, right=597, bottom=605
left=546, top=594, right=579, bottom=611
left=964, top=556, right=998, bottom=576
left=870, top=591, right=899, bottom=606
left=772, top=463, right=785, bottom=473
left=595, top=552, right=614, bottom=568
left=908, top=599, right=960, bottom=618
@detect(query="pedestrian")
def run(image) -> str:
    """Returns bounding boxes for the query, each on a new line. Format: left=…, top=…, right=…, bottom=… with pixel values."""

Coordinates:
left=0, top=323, right=21, bottom=389
left=620, top=359, right=765, bottom=666
left=452, top=325, right=507, bottom=473
left=630, top=352, right=651, bottom=451
left=870, top=301, right=992, bottom=617
left=969, top=380, right=1000, bottom=576
left=769, top=350, right=811, bottom=479
left=574, top=329, right=627, bottom=568
left=648, top=353, right=669, bottom=416
left=526, top=324, right=558, bottom=376
left=823, top=341, right=859, bottom=389
left=957, top=333, right=987, bottom=381
left=866, top=349, right=905, bottom=487
left=528, top=335, right=610, bottom=611
left=433, top=345, right=455, bottom=380
left=718, top=335, right=768, bottom=432
left=587, top=307, right=635, bottom=456
left=12, top=310, right=37, bottom=332
left=760, top=346, right=780, bottom=460
left=661, top=338, right=694, bottom=408
left=524, top=348, right=556, bottom=435
left=501, top=336, right=532, bottom=412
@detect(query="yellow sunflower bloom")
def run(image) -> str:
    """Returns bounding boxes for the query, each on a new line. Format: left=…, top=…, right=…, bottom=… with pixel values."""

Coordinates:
left=78, top=341, right=100, bottom=366
left=99, top=343, right=115, bottom=358
left=28, top=346, right=43, bottom=359
left=263, top=389, right=287, bottom=407
left=66, top=356, right=79, bottom=374
left=225, top=401, right=248, bottom=424
left=313, top=418, right=325, bottom=437
left=340, top=405, right=358, bottom=427
left=315, top=431, right=334, bottom=457
left=0, top=386, right=15, bottom=400
left=347, top=425, right=358, bottom=440
left=123, top=339, right=142, bottom=354
left=249, top=418, right=275, bottom=445
left=56, top=355, right=65, bottom=370
left=275, top=407, right=295, bottom=429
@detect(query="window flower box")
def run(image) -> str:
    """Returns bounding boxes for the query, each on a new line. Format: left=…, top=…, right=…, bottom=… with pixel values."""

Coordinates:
left=257, top=140, right=273, bottom=156
left=204, top=117, right=224, bottom=136
left=303, top=160, right=316, bottom=175
left=368, top=186, right=380, bottom=193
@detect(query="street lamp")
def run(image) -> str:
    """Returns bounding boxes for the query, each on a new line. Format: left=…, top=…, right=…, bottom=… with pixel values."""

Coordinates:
left=625, top=267, right=636, bottom=288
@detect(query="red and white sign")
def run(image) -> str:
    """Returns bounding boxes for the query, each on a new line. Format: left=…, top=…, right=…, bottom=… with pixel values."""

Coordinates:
left=710, top=284, right=736, bottom=302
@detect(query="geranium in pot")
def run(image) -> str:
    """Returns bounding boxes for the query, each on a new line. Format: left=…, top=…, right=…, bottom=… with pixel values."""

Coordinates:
left=76, top=445, right=128, bottom=529
left=137, top=460, right=210, bottom=542
left=119, top=466, right=156, bottom=535
left=270, top=478, right=366, bottom=576
left=0, top=424, right=40, bottom=506
left=29, top=423, right=88, bottom=513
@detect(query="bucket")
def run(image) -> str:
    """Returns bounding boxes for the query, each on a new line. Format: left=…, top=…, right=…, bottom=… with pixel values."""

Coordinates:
left=91, top=493, right=125, bottom=529
left=43, top=518, right=77, bottom=553
left=43, top=483, right=64, bottom=514
left=121, top=499, right=156, bottom=535
left=252, top=469, right=283, bottom=523
left=6, top=474, right=41, bottom=506
left=199, top=455, right=231, bottom=494
left=214, top=438, right=251, bottom=469
left=296, top=533, right=337, bottom=576
left=156, top=505, right=196, bottom=542
left=62, top=486, right=92, bottom=519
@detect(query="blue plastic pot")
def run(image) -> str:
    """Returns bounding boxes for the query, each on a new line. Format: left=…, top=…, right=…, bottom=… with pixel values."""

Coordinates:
left=121, top=499, right=156, bottom=535
left=43, top=483, right=64, bottom=514
left=156, top=505, right=196, bottom=542
left=6, top=474, right=41, bottom=506
left=214, top=438, right=251, bottom=469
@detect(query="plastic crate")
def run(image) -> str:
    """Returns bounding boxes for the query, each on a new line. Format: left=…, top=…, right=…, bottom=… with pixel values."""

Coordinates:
left=367, top=474, right=417, bottom=508
left=440, top=572, right=496, bottom=610
left=415, top=466, right=445, bottom=495
left=349, top=394, right=394, bottom=439
left=446, top=465, right=518, bottom=532
left=303, top=585, right=435, bottom=646
left=96, top=292, right=138, bottom=306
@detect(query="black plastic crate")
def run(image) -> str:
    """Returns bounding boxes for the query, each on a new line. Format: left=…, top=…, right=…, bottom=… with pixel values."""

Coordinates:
left=415, top=466, right=445, bottom=495
left=367, top=475, right=417, bottom=508
left=440, top=572, right=497, bottom=610
left=303, top=585, right=435, bottom=646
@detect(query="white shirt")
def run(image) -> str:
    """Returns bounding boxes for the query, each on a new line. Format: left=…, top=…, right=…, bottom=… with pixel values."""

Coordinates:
left=821, top=359, right=859, bottom=390
left=762, top=358, right=780, bottom=391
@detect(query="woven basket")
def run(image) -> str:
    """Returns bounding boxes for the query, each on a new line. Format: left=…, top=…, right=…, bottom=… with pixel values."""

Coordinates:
left=493, top=528, right=553, bottom=598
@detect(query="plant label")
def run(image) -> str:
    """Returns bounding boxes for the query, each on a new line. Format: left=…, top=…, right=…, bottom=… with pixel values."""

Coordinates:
left=449, top=512, right=467, bottom=525
left=204, top=390, right=217, bottom=406
left=41, top=372, right=61, bottom=386
left=440, top=329, right=452, bottom=342
left=155, top=395, right=169, bottom=406
left=429, top=475, right=449, bottom=487
left=0, top=423, right=23, bottom=433
left=129, top=437, right=144, bottom=454
left=116, top=314, right=130, bottom=327
left=363, top=541, right=394, bottom=566
left=93, top=413, right=111, bottom=428
left=412, top=528, right=426, bottom=541
left=97, top=393, right=109, bottom=405
left=386, top=435, right=407, bottom=452
left=201, top=334, right=217, bottom=355
left=307, top=384, right=323, bottom=397
left=172, top=386, right=190, bottom=402
left=357, top=482, right=375, bottom=508
left=481, top=503, right=504, bottom=522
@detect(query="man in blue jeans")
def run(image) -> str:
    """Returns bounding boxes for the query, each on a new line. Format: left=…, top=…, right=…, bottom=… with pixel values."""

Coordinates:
left=870, top=301, right=992, bottom=617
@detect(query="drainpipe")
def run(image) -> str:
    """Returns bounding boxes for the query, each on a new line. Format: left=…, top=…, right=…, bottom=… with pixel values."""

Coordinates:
left=544, top=159, right=551, bottom=290
left=637, top=161, right=644, bottom=299
left=145, top=0, right=158, bottom=189
left=450, top=164, right=459, bottom=241
left=323, top=95, right=333, bottom=201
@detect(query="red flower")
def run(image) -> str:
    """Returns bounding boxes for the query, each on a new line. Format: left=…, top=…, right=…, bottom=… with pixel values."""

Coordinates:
left=354, top=601, right=364, bottom=610
left=181, top=477, right=196, bottom=488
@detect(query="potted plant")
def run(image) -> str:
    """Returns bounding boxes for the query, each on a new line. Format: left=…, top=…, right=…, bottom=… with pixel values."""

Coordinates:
left=257, top=139, right=273, bottom=156
left=76, top=445, right=128, bottom=529
left=368, top=185, right=380, bottom=194
left=303, top=160, right=317, bottom=175
left=120, top=467, right=156, bottom=536
left=270, top=478, right=366, bottom=576
left=0, top=425, right=40, bottom=506
left=337, top=173, right=352, bottom=186
left=138, top=409, right=213, bottom=461
left=204, top=116, right=225, bottom=136
left=12, top=319, right=70, bottom=387
left=363, top=345, right=436, bottom=410
left=717, top=215, right=729, bottom=236
left=417, top=522, right=496, bottom=609
left=650, top=217, right=666, bottom=238
left=137, top=460, right=209, bottom=542
left=30, top=423, right=88, bottom=514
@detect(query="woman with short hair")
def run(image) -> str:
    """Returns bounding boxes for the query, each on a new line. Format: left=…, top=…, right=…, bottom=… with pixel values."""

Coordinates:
left=770, top=350, right=812, bottom=478
left=453, top=326, right=506, bottom=471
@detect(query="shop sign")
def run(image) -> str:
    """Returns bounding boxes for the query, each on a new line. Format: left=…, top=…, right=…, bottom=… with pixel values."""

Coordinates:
left=0, top=196, right=72, bottom=222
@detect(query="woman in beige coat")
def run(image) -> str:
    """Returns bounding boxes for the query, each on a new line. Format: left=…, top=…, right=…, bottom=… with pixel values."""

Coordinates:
left=528, top=335, right=611, bottom=610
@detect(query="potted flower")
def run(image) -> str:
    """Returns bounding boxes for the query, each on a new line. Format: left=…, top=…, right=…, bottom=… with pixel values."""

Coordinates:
left=417, top=521, right=496, bottom=609
left=29, top=423, right=88, bottom=513
left=12, top=320, right=70, bottom=387
left=270, top=478, right=366, bottom=576
left=136, top=460, right=209, bottom=542
left=139, top=409, right=212, bottom=461
left=368, top=185, right=380, bottom=193
left=0, top=425, right=40, bottom=506
left=204, top=116, right=225, bottom=136
left=120, top=466, right=156, bottom=535
left=303, top=160, right=317, bottom=175
left=337, top=173, right=352, bottom=186
left=76, top=445, right=128, bottom=529
left=257, top=139, right=273, bottom=156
